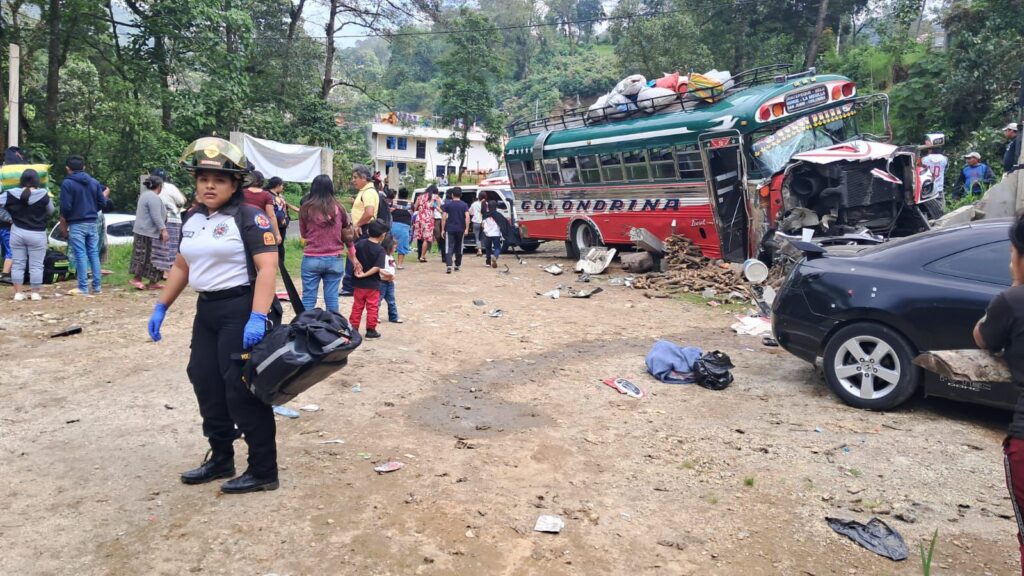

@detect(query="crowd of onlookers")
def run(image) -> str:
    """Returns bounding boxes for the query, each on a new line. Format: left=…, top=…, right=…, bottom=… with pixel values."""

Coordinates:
left=0, top=154, right=520, bottom=342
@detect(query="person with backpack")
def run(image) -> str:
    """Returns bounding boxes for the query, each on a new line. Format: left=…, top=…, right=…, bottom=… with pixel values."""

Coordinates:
left=299, top=175, right=355, bottom=313
left=147, top=137, right=281, bottom=494
left=341, top=164, right=378, bottom=297
left=0, top=169, right=55, bottom=300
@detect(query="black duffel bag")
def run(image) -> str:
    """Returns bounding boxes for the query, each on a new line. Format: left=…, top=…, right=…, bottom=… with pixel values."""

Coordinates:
left=693, top=350, right=735, bottom=391
left=239, top=308, right=362, bottom=405
left=232, top=232, right=362, bottom=406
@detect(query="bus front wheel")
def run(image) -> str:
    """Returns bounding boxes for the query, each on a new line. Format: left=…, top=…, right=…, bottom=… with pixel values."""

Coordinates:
left=567, top=221, right=600, bottom=260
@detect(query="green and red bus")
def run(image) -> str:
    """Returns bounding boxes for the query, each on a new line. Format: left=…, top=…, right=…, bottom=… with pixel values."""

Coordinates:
left=504, top=65, right=931, bottom=263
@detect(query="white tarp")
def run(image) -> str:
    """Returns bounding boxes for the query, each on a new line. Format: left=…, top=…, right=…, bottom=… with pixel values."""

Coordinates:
left=241, top=134, right=323, bottom=183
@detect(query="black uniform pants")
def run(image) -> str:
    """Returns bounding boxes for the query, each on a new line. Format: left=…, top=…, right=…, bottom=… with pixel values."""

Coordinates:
left=443, top=230, right=464, bottom=268
left=187, top=290, right=277, bottom=479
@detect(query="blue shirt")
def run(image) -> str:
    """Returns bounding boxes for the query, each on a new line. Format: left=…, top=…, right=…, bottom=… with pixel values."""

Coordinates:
left=961, top=164, right=990, bottom=194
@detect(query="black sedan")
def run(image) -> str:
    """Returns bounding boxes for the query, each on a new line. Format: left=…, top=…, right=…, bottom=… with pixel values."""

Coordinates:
left=772, top=219, right=1015, bottom=410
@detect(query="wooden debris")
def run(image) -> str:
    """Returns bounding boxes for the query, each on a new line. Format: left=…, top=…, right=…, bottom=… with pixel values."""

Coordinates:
left=632, top=235, right=752, bottom=297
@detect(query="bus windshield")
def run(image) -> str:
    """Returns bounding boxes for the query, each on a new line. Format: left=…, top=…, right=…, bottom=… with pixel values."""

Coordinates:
left=750, top=103, right=862, bottom=176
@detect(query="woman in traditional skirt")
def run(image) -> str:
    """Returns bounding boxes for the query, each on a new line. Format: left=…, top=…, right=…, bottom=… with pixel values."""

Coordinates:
left=153, top=168, right=186, bottom=274
left=130, top=174, right=168, bottom=290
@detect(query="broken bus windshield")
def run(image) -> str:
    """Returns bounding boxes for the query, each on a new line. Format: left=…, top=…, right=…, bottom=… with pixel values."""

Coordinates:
left=749, top=103, right=861, bottom=176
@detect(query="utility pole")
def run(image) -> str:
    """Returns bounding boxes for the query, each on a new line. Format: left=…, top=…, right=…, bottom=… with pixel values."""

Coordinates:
left=7, top=44, right=20, bottom=147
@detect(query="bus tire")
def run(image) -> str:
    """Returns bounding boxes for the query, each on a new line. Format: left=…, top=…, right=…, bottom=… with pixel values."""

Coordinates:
left=565, top=240, right=579, bottom=261
left=570, top=220, right=601, bottom=260
left=921, top=198, right=944, bottom=221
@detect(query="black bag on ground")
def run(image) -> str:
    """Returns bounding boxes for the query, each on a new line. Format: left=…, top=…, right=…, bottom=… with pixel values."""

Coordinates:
left=240, top=308, right=362, bottom=405
left=693, top=350, right=735, bottom=390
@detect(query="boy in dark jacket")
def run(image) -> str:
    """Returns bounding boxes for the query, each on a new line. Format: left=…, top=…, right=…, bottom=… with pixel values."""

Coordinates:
left=350, top=219, right=393, bottom=339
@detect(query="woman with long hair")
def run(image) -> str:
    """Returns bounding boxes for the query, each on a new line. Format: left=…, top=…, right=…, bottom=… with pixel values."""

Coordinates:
left=129, top=174, right=168, bottom=290
left=299, top=175, right=355, bottom=312
left=147, top=137, right=280, bottom=494
left=0, top=169, right=55, bottom=300
left=413, top=184, right=438, bottom=262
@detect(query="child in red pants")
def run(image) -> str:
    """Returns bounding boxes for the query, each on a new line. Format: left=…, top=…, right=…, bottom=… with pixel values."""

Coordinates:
left=350, top=220, right=391, bottom=339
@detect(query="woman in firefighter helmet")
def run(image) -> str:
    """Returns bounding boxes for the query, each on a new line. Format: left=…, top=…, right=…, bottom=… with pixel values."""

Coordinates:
left=147, top=137, right=281, bottom=494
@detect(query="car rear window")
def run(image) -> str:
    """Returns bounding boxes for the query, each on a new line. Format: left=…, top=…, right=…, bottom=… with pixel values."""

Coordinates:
left=924, top=240, right=1012, bottom=286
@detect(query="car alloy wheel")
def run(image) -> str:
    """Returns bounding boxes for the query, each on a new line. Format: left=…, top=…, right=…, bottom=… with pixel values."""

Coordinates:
left=832, top=335, right=901, bottom=400
left=822, top=322, right=921, bottom=410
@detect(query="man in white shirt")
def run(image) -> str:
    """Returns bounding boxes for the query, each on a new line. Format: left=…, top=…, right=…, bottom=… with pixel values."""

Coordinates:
left=921, top=133, right=949, bottom=207
left=468, top=191, right=484, bottom=256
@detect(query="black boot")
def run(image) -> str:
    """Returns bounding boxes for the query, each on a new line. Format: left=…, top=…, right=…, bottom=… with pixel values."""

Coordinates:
left=221, top=471, right=279, bottom=494
left=180, top=450, right=235, bottom=485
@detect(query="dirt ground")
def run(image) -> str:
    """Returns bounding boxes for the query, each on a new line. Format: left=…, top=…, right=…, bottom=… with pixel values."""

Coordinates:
left=0, top=243, right=1018, bottom=575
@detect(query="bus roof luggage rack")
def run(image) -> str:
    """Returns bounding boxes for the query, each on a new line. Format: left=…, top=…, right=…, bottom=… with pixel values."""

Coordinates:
left=506, top=64, right=801, bottom=138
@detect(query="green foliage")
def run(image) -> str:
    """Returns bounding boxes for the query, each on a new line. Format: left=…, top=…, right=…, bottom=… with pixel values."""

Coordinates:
left=436, top=8, right=504, bottom=175
left=919, top=529, right=938, bottom=576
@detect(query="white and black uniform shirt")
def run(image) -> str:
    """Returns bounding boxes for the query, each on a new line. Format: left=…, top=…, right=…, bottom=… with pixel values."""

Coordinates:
left=179, top=203, right=277, bottom=292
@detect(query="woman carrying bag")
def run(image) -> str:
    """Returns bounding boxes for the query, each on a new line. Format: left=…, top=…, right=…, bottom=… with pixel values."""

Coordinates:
left=299, top=175, right=356, bottom=313
left=147, top=137, right=281, bottom=494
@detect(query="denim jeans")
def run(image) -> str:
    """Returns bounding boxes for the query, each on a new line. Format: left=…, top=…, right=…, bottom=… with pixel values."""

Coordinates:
left=68, top=222, right=102, bottom=292
left=301, top=255, right=344, bottom=312
left=378, top=281, right=399, bottom=322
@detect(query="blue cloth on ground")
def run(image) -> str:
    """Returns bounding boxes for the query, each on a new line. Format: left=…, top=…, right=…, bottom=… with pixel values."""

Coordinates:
left=645, top=340, right=703, bottom=384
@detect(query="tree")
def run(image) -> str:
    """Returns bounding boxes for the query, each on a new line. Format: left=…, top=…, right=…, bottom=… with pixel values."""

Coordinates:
left=436, top=8, right=504, bottom=176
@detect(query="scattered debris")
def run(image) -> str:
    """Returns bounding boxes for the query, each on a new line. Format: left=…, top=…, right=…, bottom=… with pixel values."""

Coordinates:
left=273, top=405, right=300, bottom=419
left=316, top=439, right=345, bottom=444
left=825, top=517, right=908, bottom=561
left=633, top=236, right=751, bottom=297
left=163, top=404, right=174, bottom=410
left=352, top=384, right=362, bottom=393
left=534, top=515, right=565, bottom=533
left=576, top=273, right=591, bottom=283
left=537, top=289, right=560, bottom=299
left=500, top=264, right=510, bottom=275
left=486, top=309, right=504, bottom=318
left=50, top=325, right=82, bottom=338
left=762, top=336, right=779, bottom=347
left=543, top=264, right=564, bottom=275
left=65, top=418, right=80, bottom=424
left=732, top=315, right=773, bottom=337
left=473, top=299, right=485, bottom=306
left=299, top=404, right=321, bottom=412
left=574, top=247, right=617, bottom=275
left=620, top=251, right=654, bottom=273
left=566, top=286, right=603, bottom=298
left=374, top=461, right=404, bottom=474
left=602, top=377, right=645, bottom=398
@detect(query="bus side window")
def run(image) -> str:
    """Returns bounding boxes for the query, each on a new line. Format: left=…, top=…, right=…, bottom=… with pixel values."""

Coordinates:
left=578, top=155, right=602, bottom=184
left=600, top=153, right=624, bottom=182
left=622, top=149, right=650, bottom=181
left=559, top=157, right=580, bottom=185
left=509, top=161, right=528, bottom=187
left=543, top=159, right=561, bottom=186
left=675, top=146, right=704, bottom=180
left=649, top=147, right=677, bottom=180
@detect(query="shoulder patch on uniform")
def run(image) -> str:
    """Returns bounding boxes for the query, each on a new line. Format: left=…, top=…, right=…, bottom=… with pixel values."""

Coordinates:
left=254, top=213, right=271, bottom=229
left=263, top=232, right=276, bottom=246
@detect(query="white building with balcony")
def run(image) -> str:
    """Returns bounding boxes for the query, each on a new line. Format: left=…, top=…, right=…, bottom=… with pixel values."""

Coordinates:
left=368, top=113, right=501, bottom=182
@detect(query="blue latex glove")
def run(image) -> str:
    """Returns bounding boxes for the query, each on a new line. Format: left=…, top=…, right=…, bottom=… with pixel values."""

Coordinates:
left=148, top=302, right=168, bottom=342
left=243, top=312, right=269, bottom=349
